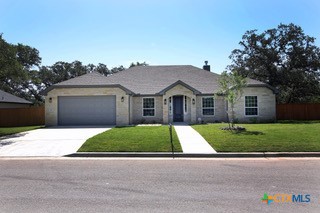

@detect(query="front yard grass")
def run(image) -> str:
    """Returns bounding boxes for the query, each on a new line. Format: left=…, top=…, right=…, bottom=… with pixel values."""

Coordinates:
left=78, top=126, right=182, bottom=152
left=0, top=126, right=43, bottom=137
left=192, top=123, right=320, bottom=152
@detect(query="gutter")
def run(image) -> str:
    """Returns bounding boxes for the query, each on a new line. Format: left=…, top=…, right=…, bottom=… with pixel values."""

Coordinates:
left=66, top=152, right=320, bottom=158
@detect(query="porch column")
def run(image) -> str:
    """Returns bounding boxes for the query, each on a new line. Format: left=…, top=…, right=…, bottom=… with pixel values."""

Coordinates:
left=163, top=95, right=169, bottom=124
left=190, top=95, right=197, bottom=123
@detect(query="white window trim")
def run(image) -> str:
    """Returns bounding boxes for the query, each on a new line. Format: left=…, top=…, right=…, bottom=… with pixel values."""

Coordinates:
left=169, top=97, right=172, bottom=115
left=201, top=96, right=215, bottom=116
left=184, top=96, right=188, bottom=115
left=142, top=97, right=156, bottom=117
left=244, top=96, right=259, bottom=117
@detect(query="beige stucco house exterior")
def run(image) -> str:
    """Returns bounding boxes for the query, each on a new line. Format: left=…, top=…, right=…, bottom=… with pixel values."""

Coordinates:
left=42, top=64, right=277, bottom=126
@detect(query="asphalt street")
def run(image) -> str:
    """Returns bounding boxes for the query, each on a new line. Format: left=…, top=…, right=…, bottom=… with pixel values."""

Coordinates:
left=0, top=158, right=319, bottom=213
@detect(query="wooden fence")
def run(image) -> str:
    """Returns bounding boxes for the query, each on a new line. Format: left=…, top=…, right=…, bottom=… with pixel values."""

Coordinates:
left=277, top=103, right=320, bottom=120
left=0, top=106, right=45, bottom=127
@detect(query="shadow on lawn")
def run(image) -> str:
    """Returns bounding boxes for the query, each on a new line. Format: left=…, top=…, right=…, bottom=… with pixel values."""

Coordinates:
left=278, top=120, right=320, bottom=124
left=115, top=125, right=136, bottom=129
left=234, top=131, right=265, bottom=135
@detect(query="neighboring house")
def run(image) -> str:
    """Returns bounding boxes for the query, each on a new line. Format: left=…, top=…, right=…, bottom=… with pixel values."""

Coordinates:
left=42, top=63, right=276, bottom=126
left=0, top=90, right=32, bottom=109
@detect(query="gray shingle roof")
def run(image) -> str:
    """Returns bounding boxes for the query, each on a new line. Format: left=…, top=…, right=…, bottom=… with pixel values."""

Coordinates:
left=103, top=65, right=220, bottom=94
left=44, top=65, right=271, bottom=95
left=0, top=90, right=32, bottom=104
left=55, top=71, right=108, bottom=86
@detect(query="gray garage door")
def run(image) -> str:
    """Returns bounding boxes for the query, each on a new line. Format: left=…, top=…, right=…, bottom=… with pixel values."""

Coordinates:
left=58, top=96, right=116, bottom=125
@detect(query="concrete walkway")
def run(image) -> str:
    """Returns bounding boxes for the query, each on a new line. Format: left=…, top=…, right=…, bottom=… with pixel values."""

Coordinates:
left=0, top=127, right=111, bottom=157
left=174, top=124, right=217, bottom=154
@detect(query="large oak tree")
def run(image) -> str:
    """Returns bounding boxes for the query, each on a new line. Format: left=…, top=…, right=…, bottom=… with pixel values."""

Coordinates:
left=0, top=34, right=129, bottom=104
left=228, top=23, right=320, bottom=103
left=0, top=34, right=42, bottom=103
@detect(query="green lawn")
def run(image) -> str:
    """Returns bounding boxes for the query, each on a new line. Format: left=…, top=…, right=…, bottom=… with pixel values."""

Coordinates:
left=0, top=126, right=43, bottom=137
left=192, top=123, right=320, bottom=152
left=78, top=126, right=182, bottom=152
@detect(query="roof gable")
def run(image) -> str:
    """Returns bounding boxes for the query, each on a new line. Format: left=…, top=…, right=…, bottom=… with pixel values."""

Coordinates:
left=158, top=80, right=201, bottom=95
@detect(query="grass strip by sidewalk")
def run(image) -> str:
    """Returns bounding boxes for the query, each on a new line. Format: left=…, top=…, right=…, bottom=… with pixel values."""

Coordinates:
left=78, top=125, right=182, bottom=152
left=0, top=126, right=43, bottom=137
left=192, top=123, right=320, bottom=152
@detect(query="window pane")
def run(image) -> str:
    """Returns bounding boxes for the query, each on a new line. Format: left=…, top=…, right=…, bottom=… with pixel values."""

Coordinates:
left=203, top=109, right=214, bottom=115
left=143, top=98, right=154, bottom=108
left=143, top=109, right=155, bottom=116
left=184, top=96, right=187, bottom=112
left=245, top=96, right=257, bottom=107
left=169, top=97, right=172, bottom=115
left=245, top=108, right=258, bottom=115
left=202, top=97, right=214, bottom=108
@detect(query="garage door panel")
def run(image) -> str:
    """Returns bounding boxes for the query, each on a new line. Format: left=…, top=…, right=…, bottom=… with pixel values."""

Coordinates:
left=58, top=96, right=116, bottom=125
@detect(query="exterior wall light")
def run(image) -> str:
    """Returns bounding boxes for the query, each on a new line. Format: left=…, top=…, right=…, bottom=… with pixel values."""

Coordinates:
left=164, top=99, right=167, bottom=105
left=192, top=98, right=195, bottom=105
left=49, top=97, right=52, bottom=103
left=121, top=96, right=124, bottom=102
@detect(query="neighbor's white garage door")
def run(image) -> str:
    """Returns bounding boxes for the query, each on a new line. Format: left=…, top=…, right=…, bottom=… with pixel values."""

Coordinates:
left=58, top=96, right=116, bottom=125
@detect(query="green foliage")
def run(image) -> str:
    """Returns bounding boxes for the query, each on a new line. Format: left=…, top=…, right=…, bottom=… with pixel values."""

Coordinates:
left=78, top=126, right=182, bottom=152
left=229, top=23, right=320, bottom=103
left=0, top=34, right=42, bottom=104
left=193, top=123, right=320, bottom=152
left=0, top=33, right=130, bottom=104
left=110, top=65, right=125, bottom=73
left=218, top=71, right=247, bottom=128
left=129, top=61, right=148, bottom=68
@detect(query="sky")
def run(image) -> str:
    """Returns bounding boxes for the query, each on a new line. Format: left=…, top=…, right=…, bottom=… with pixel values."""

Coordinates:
left=1, top=0, right=320, bottom=73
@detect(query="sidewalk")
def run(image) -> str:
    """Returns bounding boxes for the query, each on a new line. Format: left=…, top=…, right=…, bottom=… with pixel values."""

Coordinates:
left=173, top=123, right=216, bottom=154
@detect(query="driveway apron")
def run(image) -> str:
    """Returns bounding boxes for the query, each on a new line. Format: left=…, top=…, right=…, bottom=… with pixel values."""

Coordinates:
left=0, top=127, right=111, bottom=157
left=174, top=124, right=216, bottom=153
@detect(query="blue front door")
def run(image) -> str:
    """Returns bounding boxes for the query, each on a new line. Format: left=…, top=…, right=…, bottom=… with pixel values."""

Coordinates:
left=173, top=96, right=183, bottom=122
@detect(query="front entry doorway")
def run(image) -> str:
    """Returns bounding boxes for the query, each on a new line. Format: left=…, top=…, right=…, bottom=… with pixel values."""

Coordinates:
left=173, top=96, right=184, bottom=122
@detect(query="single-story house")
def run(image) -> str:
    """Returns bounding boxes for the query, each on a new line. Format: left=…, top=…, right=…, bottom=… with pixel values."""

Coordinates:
left=42, top=63, right=276, bottom=126
left=0, top=89, right=32, bottom=108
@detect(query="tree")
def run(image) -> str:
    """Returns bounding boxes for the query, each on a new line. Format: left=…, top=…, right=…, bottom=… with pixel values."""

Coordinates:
left=37, top=61, right=125, bottom=90
left=228, top=23, right=320, bottom=103
left=0, top=34, right=42, bottom=103
left=129, top=61, right=148, bottom=68
left=0, top=34, right=22, bottom=93
left=38, top=61, right=87, bottom=88
left=110, top=65, right=125, bottom=73
left=94, top=63, right=111, bottom=76
left=0, top=33, right=136, bottom=104
left=218, top=71, right=247, bottom=129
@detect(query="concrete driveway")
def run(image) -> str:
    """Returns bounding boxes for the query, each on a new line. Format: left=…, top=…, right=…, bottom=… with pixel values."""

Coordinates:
left=0, top=127, right=112, bottom=157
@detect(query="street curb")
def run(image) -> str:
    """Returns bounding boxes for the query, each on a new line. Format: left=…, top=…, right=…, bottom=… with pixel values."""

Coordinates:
left=66, top=152, right=320, bottom=158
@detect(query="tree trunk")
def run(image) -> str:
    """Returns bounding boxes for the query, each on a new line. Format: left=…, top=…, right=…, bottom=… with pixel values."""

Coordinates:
left=230, top=104, right=235, bottom=128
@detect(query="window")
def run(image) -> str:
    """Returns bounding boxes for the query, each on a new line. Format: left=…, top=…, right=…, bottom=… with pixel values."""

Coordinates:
left=184, top=96, right=187, bottom=113
left=202, top=97, right=214, bottom=115
left=143, top=98, right=155, bottom=116
left=169, top=97, right=172, bottom=115
left=245, top=96, right=258, bottom=116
